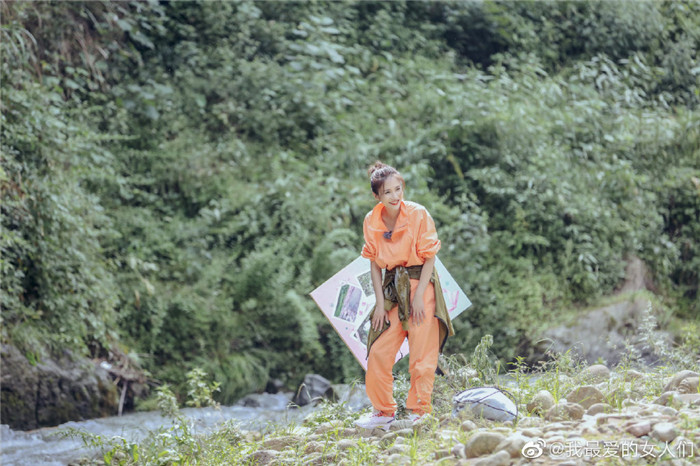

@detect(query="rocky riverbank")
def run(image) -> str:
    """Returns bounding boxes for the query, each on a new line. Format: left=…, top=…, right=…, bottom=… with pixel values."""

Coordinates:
left=236, top=366, right=699, bottom=465
left=64, top=362, right=699, bottom=465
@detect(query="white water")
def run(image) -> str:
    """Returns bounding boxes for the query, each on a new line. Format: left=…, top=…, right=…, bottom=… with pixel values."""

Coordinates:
left=0, top=392, right=341, bottom=466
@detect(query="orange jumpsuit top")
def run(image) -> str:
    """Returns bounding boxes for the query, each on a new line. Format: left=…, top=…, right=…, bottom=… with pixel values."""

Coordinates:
left=361, top=200, right=441, bottom=268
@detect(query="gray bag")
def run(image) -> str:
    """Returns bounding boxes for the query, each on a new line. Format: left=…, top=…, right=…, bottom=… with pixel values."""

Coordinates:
left=452, top=387, right=518, bottom=422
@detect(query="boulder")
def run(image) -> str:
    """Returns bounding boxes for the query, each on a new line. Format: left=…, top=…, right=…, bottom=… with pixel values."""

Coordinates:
left=520, top=258, right=665, bottom=367
left=292, top=374, right=333, bottom=406
left=1, top=344, right=119, bottom=430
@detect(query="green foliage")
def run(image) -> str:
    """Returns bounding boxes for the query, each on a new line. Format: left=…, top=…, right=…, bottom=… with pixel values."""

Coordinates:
left=2, top=0, right=699, bottom=409
left=185, top=368, right=220, bottom=408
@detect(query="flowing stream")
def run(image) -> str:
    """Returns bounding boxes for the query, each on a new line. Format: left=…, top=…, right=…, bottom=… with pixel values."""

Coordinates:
left=1, top=387, right=369, bottom=466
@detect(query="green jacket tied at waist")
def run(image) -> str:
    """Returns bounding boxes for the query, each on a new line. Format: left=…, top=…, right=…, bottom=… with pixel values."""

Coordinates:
left=366, top=264, right=455, bottom=358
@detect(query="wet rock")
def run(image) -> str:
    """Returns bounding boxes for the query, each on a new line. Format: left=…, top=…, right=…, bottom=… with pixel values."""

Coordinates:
left=265, top=378, right=285, bottom=394
left=651, top=422, right=677, bottom=442
left=565, top=385, right=605, bottom=409
left=465, top=432, right=506, bottom=457
left=662, top=371, right=699, bottom=393
left=293, top=374, right=333, bottom=407
left=581, top=365, right=611, bottom=383
left=1, top=344, right=119, bottom=430
left=527, top=390, right=555, bottom=415
left=587, top=403, right=612, bottom=415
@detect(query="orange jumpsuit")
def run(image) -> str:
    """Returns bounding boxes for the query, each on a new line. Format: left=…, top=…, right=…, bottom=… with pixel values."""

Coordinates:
left=361, top=200, right=441, bottom=416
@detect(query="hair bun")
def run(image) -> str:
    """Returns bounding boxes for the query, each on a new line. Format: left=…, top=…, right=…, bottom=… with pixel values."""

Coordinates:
left=368, top=161, right=388, bottom=179
left=367, top=161, right=403, bottom=195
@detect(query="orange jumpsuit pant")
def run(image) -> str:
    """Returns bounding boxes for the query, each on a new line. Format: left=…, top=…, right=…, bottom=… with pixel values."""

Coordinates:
left=366, top=279, right=439, bottom=416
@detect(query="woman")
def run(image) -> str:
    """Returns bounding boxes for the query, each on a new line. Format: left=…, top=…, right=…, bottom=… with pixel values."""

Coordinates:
left=355, top=162, right=454, bottom=431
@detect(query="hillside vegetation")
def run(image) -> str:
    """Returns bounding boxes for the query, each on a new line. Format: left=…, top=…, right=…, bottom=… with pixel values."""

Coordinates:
left=1, top=0, right=699, bottom=404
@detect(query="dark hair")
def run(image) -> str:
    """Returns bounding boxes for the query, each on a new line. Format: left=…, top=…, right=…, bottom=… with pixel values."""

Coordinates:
left=368, top=161, right=405, bottom=195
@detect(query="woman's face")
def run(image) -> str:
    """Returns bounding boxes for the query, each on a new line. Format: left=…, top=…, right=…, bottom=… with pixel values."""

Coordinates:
left=374, top=175, right=404, bottom=213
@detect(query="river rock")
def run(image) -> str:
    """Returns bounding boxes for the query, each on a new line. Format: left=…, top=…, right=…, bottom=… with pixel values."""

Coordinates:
left=517, top=416, right=544, bottom=427
left=460, top=420, right=477, bottom=432
left=677, top=393, right=700, bottom=406
left=678, top=377, right=699, bottom=394
left=624, top=370, right=646, bottom=382
left=545, top=402, right=584, bottom=421
left=473, top=450, right=511, bottom=466
left=565, top=385, right=605, bottom=409
left=495, top=433, right=528, bottom=458
left=653, top=391, right=680, bottom=406
left=520, top=428, right=543, bottom=437
left=581, top=365, right=611, bottom=383
left=245, top=449, right=278, bottom=465
left=384, top=454, right=411, bottom=465
left=293, top=374, right=333, bottom=406
left=1, top=344, right=119, bottom=430
left=662, top=370, right=699, bottom=393
left=314, top=420, right=344, bottom=434
left=304, top=441, right=324, bottom=454
left=388, top=444, right=410, bottom=455
left=625, top=421, right=651, bottom=437
left=651, top=422, right=677, bottom=442
left=465, top=432, right=506, bottom=457
left=263, top=435, right=301, bottom=451
left=587, top=403, right=612, bottom=415
left=527, top=390, right=555, bottom=415
left=337, top=439, right=355, bottom=450
left=451, top=443, right=466, bottom=458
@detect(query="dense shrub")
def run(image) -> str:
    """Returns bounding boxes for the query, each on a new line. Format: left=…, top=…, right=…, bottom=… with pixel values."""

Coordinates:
left=2, top=1, right=698, bottom=404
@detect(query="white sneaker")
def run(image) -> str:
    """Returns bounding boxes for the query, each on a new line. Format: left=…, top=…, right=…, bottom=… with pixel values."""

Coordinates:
left=354, top=412, right=395, bottom=431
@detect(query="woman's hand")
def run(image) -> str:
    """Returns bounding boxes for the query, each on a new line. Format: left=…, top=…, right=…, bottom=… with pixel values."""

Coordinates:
left=371, top=307, right=390, bottom=331
left=412, top=291, right=425, bottom=326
